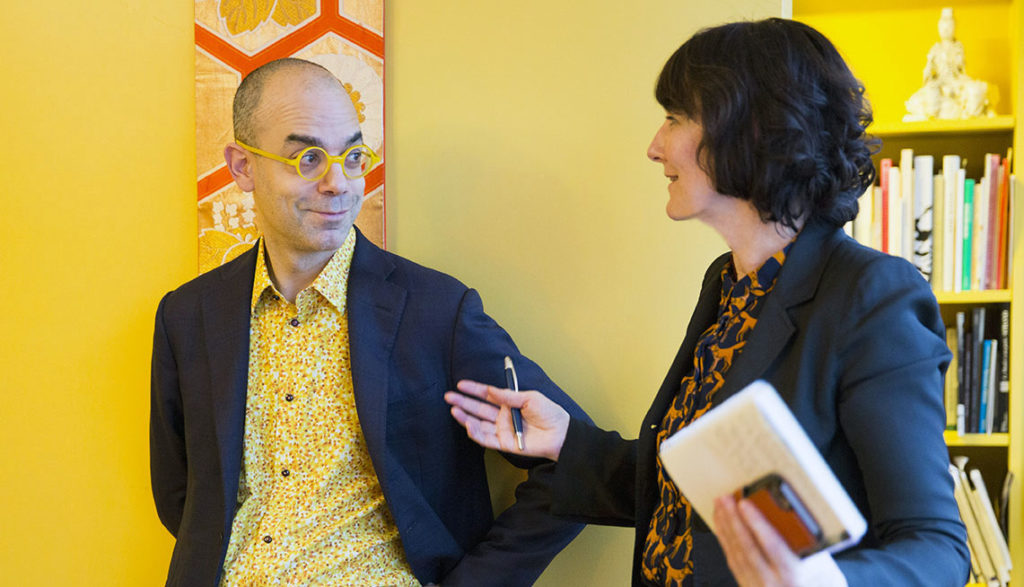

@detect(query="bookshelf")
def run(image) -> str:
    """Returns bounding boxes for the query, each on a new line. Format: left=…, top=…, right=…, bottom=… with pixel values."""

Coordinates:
left=794, top=0, right=1023, bottom=584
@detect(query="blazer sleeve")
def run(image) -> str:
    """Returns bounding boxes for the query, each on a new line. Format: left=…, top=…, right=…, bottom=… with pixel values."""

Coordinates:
left=441, top=288, right=589, bottom=586
left=547, top=418, right=638, bottom=527
left=831, top=255, right=969, bottom=585
left=150, top=292, right=187, bottom=537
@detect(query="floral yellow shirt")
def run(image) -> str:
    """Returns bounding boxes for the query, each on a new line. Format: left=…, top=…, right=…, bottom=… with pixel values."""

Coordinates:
left=220, top=229, right=418, bottom=586
left=642, top=245, right=790, bottom=586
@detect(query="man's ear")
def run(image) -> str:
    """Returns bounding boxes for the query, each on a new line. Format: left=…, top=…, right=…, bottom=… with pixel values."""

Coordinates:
left=224, top=143, right=256, bottom=192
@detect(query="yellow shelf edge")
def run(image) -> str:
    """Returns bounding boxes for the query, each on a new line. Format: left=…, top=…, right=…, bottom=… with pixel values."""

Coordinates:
left=935, top=289, right=1013, bottom=304
left=870, top=115, right=1016, bottom=137
left=796, top=0, right=1014, bottom=17
left=945, top=431, right=1011, bottom=447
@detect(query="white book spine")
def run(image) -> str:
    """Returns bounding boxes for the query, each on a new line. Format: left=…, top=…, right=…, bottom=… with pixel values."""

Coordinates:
left=955, top=168, right=966, bottom=293
left=942, top=155, right=961, bottom=292
left=888, top=167, right=902, bottom=259
left=853, top=184, right=873, bottom=247
left=901, top=149, right=915, bottom=265
left=932, top=174, right=945, bottom=289
left=913, top=155, right=934, bottom=281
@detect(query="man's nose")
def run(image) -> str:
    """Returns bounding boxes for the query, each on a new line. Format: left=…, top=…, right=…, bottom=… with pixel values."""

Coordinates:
left=318, top=162, right=352, bottom=195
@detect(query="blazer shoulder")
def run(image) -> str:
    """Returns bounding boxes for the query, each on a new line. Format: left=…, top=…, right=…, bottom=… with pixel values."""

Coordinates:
left=358, top=236, right=471, bottom=297
left=158, top=245, right=257, bottom=311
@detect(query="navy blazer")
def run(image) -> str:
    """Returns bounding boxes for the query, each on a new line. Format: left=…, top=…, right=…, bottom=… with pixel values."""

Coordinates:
left=550, top=222, right=970, bottom=585
left=150, top=229, right=587, bottom=586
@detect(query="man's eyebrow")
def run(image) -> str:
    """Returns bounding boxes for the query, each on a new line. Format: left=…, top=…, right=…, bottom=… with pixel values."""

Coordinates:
left=284, top=131, right=364, bottom=152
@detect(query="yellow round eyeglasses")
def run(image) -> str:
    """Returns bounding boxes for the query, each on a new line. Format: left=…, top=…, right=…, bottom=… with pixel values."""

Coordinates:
left=236, top=139, right=381, bottom=181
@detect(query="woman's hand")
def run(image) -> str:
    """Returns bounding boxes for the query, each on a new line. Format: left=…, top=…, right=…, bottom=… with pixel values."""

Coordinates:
left=713, top=495, right=847, bottom=587
left=444, top=380, right=570, bottom=461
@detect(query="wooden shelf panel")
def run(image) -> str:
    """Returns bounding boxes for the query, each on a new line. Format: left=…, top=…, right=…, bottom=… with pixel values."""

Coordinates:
left=945, top=431, right=1011, bottom=446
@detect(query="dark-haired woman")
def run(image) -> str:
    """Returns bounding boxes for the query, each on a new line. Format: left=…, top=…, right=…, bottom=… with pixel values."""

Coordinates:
left=445, top=18, right=969, bottom=586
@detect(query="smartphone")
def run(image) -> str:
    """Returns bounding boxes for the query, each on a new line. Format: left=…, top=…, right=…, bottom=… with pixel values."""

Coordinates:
left=735, top=473, right=824, bottom=557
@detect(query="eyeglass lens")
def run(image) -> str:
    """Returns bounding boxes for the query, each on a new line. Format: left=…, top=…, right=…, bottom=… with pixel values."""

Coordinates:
left=297, top=146, right=374, bottom=180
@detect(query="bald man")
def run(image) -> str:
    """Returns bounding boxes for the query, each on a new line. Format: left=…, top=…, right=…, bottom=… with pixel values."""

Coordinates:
left=150, top=58, right=587, bottom=586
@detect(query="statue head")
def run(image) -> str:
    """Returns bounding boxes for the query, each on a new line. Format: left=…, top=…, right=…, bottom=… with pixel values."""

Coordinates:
left=938, top=8, right=955, bottom=41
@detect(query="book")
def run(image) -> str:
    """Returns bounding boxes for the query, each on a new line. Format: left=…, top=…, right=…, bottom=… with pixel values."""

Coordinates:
left=994, top=156, right=1011, bottom=289
left=999, top=472, right=1014, bottom=537
left=968, top=469, right=1012, bottom=585
left=956, top=311, right=967, bottom=435
left=932, top=173, right=945, bottom=289
left=881, top=158, right=893, bottom=253
left=978, top=339, right=992, bottom=434
left=1008, top=173, right=1016, bottom=285
left=950, top=461, right=999, bottom=584
left=658, top=380, right=867, bottom=556
left=950, top=463, right=991, bottom=581
left=870, top=185, right=883, bottom=251
left=995, top=308, right=1010, bottom=433
left=985, top=340, right=998, bottom=435
left=984, top=154, right=1002, bottom=290
left=969, top=307, right=986, bottom=434
left=888, top=166, right=902, bottom=259
left=912, top=155, right=934, bottom=281
left=942, top=155, right=960, bottom=292
left=944, top=326, right=959, bottom=431
left=962, top=178, right=974, bottom=292
left=901, top=148, right=915, bottom=265
left=973, top=173, right=989, bottom=290
left=852, top=184, right=873, bottom=248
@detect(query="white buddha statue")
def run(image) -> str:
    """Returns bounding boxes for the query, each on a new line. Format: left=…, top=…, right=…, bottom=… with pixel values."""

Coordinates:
left=904, top=8, right=996, bottom=121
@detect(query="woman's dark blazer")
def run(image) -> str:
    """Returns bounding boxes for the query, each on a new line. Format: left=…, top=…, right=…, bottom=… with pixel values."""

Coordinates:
left=549, top=221, right=970, bottom=586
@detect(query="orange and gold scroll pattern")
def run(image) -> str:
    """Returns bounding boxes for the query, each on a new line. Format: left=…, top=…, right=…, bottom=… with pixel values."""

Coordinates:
left=196, top=0, right=384, bottom=274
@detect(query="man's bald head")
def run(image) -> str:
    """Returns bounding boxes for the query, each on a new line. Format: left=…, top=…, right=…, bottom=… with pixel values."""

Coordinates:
left=232, top=58, right=347, bottom=145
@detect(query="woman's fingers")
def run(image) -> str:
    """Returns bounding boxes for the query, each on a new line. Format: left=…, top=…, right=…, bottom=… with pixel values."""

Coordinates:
left=714, top=496, right=772, bottom=584
left=738, top=499, right=800, bottom=574
left=455, top=379, right=529, bottom=407
left=444, top=389, right=502, bottom=424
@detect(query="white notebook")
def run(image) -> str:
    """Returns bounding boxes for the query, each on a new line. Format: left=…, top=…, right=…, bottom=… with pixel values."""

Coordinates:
left=658, top=379, right=867, bottom=555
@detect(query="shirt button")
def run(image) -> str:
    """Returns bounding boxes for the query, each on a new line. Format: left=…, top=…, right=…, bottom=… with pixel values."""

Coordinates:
left=285, top=393, right=295, bottom=402
left=263, top=535, right=273, bottom=544
left=289, top=318, right=300, bottom=327
left=281, top=469, right=290, bottom=477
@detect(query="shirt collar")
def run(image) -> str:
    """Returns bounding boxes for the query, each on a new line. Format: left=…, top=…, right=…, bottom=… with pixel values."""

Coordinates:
left=250, top=228, right=358, bottom=313
left=722, top=240, right=795, bottom=296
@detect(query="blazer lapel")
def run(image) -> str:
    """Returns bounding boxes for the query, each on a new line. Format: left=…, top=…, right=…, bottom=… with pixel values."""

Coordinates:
left=713, top=222, right=841, bottom=404
left=347, top=230, right=407, bottom=489
left=203, top=246, right=258, bottom=518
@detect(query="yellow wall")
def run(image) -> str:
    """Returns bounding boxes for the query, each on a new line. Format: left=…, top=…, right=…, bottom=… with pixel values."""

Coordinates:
left=0, top=0, right=776, bottom=585
left=0, top=0, right=194, bottom=585
left=386, top=1, right=778, bottom=584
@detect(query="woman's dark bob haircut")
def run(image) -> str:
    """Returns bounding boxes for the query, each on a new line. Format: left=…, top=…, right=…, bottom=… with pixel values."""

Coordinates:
left=656, top=18, right=877, bottom=230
